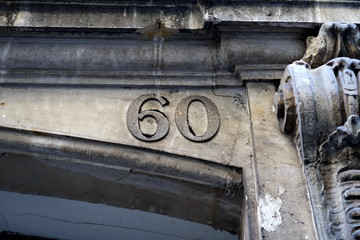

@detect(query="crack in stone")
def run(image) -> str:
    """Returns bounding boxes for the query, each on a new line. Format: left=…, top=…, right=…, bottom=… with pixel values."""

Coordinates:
left=210, top=84, right=249, bottom=116
left=228, top=122, right=242, bottom=164
left=208, top=86, right=244, bottom=162
left=210, top=37, right=249, bottom=116
left=234, top=93, right=249, bottom=116
left=15, top=213, right=200, bottom=240
left=210, top=79, right=249, bottom=163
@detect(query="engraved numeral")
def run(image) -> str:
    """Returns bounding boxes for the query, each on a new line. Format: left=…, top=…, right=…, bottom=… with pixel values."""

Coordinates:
left=126, top=95, right=220, bottom=142
left=175, top=96, right=220, bottom=141
left=126, top=94, right=169, bottom=142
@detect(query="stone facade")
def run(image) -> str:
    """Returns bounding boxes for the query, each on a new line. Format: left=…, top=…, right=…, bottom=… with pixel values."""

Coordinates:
left=0, top=1, right=359, bottom=239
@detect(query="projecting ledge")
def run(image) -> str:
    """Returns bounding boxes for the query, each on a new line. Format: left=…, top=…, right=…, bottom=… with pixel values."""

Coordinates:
left=0, top=127, right=245, bottom=237
left=0, top=0, right=359, bottom=29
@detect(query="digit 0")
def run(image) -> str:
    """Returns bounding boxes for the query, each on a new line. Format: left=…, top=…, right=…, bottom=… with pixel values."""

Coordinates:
left=175, top=96, right=220, bottom=142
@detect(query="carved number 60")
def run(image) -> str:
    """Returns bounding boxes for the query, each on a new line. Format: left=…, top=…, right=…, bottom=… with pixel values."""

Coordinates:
left=126, top=94, right=220, bottom=142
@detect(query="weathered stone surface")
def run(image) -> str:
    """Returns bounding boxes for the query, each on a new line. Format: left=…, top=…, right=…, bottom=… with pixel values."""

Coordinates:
left=0, top=85, right=253, bottom=238
left=275, top=58, right=360, bottom=163
left=0, top=22, right=314, bottom=86
left=0, top=87, right=251, bottom=165
left=0, top=1, right=359, bottom=30
left=0, top=0, right=359, bottom=238
left=248, top=82, right=316, bottom=240
left=275, top=57, right=360, bottom=239
left=0, top=128, right=244, bottom=237
left=302, top=23, right=360, bottom=68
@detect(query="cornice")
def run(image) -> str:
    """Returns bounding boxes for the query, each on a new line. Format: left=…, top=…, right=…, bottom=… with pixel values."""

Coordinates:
left=0, top=0, right=359, bottom=30
left=0, top=23, right=307, bottom=86
left=4, top=0, right=360, bottom=5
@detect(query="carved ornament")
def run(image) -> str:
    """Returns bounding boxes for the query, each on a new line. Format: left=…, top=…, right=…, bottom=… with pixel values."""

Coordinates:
left=275, top=57, right=360, bottom=163
left=302, top=22, right=360, bottom=68
left=276, top=53, right=360, bottom=239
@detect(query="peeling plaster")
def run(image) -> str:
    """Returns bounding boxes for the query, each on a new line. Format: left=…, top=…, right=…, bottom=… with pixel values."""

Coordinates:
left=259, top=193, right=283, bottom=232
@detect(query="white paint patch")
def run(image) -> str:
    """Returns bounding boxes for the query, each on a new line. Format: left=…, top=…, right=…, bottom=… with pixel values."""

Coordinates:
left=277, top=186, right=286, bottom=195
left=14, top=10, right=32, bottom=26
left=259, top=193, right=283, bottom=232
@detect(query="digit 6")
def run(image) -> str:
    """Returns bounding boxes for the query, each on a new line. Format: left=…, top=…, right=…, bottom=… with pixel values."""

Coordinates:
left=126, top=94, right=169, bottom=142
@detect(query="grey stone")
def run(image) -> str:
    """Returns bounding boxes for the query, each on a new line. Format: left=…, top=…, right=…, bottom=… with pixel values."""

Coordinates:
left=275, top=56, right=360, bottom=239
left=248, top=82, right=316, bottom=240
left=0, top=0, right=359, bottom=239
left=302, top=23, right=360, bottom=68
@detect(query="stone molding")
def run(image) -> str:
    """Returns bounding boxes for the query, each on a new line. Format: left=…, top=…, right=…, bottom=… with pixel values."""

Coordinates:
left=0, top=126, right=244, bottom=235
left=1, top=1, right=359, bottom=29
left=0, top=23, right=309, bottom=86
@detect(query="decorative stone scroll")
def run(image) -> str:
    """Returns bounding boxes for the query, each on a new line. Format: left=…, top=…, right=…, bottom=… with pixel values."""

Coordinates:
left=275, top=57, right=360, bottom=163
left=275, top=57, right=360, bottom=239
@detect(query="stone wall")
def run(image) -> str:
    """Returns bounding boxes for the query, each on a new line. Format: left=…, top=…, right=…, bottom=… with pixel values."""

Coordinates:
left=0, top=1, right=359, bottom=239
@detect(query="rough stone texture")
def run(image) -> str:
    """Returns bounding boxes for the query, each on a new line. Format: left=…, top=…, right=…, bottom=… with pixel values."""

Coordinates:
left=204, top=1, right=360, bottom=24
left=0, top=86, right=255, bottom=239
left=0, top=1, right=359, bottom=29
left=302, top=23, right=360, bottom=68
left=0, top=24, right=311, bottom=86
left=248, top=82, right=316, bottom=240
left=0, top=87, right=251, bottom=165
left=0, top=135, right=244, bottom=237
left=275, top=57, right=360, bottom=239
left=0, top=1, right=359, bottom=239
left=275, top=57, right=360, bottom=163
